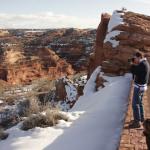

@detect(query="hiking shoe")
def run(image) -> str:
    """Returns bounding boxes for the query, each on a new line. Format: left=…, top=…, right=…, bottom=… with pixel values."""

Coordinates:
left=128, top=121, right=141, bottom=128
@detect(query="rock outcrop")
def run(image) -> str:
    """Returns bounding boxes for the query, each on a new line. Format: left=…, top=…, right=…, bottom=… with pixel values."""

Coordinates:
left=88, top=14, right=110, bottom=77
left=55, top=77, right=78, bottom=111
left=0, top=47, right=74, bottom=84
left=55, top=79, right=67, bottom=101
left=26, top=28, right=96, bottom=72
left=89, top=10, right=150, bottom=76
left=95, top=74, right=106, bottom=91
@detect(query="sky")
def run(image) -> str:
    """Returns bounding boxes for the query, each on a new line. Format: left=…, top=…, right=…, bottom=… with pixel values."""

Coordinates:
left=0, top=0, right=150, bottom=29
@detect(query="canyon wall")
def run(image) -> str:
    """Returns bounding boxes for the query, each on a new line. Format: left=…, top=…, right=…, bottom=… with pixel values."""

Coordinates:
left=0, top=47, right=74, bottom=85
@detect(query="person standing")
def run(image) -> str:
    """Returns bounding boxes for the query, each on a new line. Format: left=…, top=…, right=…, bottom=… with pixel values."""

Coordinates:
left=129, top=52, right=150, bottom=128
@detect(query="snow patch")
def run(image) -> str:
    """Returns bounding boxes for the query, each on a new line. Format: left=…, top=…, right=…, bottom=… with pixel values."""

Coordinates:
left=104, top=10, right=124, bottom=48
left=65, top=82, right=77, bottom=102
left=104, top=30, right=122, bottom=48
left=83, top=66, right=101, bottom=96
left=0, top=123, right=64, bottom=150
left=75, top=75, right=87, bottom=86
left=55, top=120, right=72, bottom=129
left=56, top=77, right=78, bottom=111
left=66, top=111, right=85, bottom=121
left=0, top=100, right=3, bottom=104
left=108, top=10, right=124, bottom=32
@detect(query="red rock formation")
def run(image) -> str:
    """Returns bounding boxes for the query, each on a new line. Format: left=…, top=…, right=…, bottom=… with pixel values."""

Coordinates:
left=55, top=79, right=67, bottom=101
left=95, top=73, right=106, bottom=91
left=95, top=13, right=111, bottom=65
left=0, top=47, right=74, bottom=85
left=89, top=10, right=150, bottom=76
left=88, top=13, right=110, bottom=77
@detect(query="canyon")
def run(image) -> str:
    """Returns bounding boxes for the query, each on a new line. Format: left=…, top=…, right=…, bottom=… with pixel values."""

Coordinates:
left=0, top=28, right=95, bottom=85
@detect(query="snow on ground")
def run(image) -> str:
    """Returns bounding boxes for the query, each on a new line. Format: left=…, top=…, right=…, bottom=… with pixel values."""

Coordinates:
left=104, top=10, right=124, bottom=48
left=0, top=67, right=132, bottom=150
left=0, top=100, right=3, bottom=104
left=1, top=124, right=63, bottom=150
left=65, top=79, right=77, bottom=102
left=83, top=66, right=101, bottom=96
left=75, top=75, right=87, bottom=86
left=0, top=111, right=83, bottom=150
left=57, top=77, right=78, bottom=111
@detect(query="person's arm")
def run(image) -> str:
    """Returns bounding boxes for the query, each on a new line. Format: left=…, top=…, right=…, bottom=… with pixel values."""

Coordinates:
left=130, top=65, right=136, bottom=80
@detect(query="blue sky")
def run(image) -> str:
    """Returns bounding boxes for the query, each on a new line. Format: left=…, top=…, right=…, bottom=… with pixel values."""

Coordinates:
left=0, top=0, right=150, bottom=29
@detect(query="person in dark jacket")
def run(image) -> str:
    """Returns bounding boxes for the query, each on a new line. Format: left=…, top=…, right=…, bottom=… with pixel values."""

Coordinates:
left=129, top=52, right=150, bottom=128
left=130, top=57, right=137, bottom=80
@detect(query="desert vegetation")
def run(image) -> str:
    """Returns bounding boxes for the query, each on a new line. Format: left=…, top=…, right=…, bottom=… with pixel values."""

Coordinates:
left=21, top=109, right=68, bottom=130
left=0, top=128, right=9, bottom=140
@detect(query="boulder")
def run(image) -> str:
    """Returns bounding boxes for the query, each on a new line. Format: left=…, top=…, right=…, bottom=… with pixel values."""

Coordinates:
left=55, top=79, right=67, bottom=101
left=0, top=129, right=9, bottom=140
left=95, top=73, right=106, bottom=91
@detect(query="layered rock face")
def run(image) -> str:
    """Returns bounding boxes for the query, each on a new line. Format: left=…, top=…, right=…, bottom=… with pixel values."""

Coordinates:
left=0, top=28, right=96, bottom=84
left=41, top=28, right=96, bottom=71
left=89, top=10, right=150, bottom=76
left=0, top=47, right=74, bottom=84
left=21, top=28, right=95, bottom=72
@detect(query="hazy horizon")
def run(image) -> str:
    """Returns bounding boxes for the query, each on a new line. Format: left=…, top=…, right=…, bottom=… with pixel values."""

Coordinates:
left=0, top=0, right=150, bottom=29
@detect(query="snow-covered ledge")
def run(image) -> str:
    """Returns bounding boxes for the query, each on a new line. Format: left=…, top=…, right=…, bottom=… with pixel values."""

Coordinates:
left=118, top=81, right=134, bottom=148
left=44, top=67, right=133, bottom=150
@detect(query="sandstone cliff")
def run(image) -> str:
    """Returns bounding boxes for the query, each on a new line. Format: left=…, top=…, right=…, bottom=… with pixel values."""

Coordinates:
left=89, top=10, right=150, bottom=76
left=0, top=47, right=74, bottom=84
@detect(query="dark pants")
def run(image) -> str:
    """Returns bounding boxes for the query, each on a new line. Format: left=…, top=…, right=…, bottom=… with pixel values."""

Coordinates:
left=132, top=86, right=144, bottom=122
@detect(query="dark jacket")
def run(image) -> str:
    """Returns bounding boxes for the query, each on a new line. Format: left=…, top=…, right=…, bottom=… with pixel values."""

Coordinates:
left=130, top=65, right=137, bottom=80
left=131, top=59, right=150, bottom=85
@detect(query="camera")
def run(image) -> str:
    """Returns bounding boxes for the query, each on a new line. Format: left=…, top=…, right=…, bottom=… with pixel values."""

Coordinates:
left=128, top=57, right=135, bottom=63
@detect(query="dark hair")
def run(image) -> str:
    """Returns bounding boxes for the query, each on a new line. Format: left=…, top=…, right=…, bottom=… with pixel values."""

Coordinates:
left=135, top=52, right=143, bottom=58
left=131, top=57, right=135, bottom=63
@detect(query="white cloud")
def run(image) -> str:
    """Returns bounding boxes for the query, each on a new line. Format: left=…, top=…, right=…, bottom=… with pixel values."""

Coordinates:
left=0, top=12, right=98, bottom=29
left=133, top=0, right=150, bottom=4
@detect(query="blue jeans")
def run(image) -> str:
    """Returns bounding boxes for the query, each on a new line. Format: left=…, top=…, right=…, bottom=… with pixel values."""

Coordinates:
left=132, top=87, right=144, bottom=122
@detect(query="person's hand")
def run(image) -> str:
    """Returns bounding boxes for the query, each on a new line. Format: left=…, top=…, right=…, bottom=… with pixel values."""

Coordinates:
left=139, top=87, right=144, bottom=92
left=139, top=86, right=147, bottom=92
